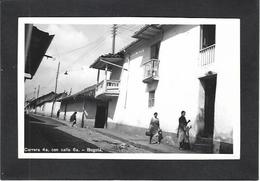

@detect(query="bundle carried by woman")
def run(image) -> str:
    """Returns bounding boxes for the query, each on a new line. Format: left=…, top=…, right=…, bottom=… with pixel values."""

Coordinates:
left=146, top=112, right=163, bottom=144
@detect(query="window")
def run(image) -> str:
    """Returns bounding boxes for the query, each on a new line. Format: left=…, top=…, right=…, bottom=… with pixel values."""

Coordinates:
left=148, top=90, right=155, bottom=107
left=150, top=42, right=160, bottom=59
left=200, top=25, right=215, bottom=49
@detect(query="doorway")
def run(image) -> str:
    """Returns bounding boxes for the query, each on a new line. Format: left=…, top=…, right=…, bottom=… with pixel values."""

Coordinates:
left=200, top=75, right=217, bottom=138
left=94, top=101, right=108, bottom=128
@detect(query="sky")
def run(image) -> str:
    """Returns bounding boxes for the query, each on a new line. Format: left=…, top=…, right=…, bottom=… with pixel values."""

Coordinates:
left=25, top=24, right=144, bottom=99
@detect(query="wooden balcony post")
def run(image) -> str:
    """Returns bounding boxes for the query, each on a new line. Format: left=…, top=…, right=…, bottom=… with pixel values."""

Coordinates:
left=104, top=65, right=108, bottom=92
left=64, top=103, right=67, bottom=120
left=97, top=69, right=100, bottom=84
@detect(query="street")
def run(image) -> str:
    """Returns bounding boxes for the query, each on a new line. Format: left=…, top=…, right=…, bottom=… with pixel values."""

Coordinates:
left=25, top=114, right=106, bottom=153
left=24, top=114, right=151, bottom=153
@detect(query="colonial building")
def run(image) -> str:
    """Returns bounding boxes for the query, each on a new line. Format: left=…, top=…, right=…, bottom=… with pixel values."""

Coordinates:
left=90, top=53, right=124, bottom=128
left=59, top=85, right=105, bottom=128
left=90, top=22, right=239, bottom=153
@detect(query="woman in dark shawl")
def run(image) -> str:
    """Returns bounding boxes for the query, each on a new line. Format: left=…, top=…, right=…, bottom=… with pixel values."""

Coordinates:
left=177, top=111, right=190, bottom=149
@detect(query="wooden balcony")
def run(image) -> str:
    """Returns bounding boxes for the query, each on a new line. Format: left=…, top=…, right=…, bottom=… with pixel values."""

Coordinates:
left=199, top=44, right=215, bottom=66
left=143, top=59, right=160, bottom=83
left=95, top=79, right=120, bottom=99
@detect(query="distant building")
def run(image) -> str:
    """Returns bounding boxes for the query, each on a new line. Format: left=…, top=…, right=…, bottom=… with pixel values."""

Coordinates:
left=26, top=92, right=67, bottom=116
left=59, top=85, right=104, bottom=128
left=89, top=23, right=239, bottom=153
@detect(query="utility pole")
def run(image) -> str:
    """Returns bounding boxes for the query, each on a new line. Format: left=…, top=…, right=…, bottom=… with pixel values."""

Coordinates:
left=103, top=24, right=118, bottom=129
left=112, top=24, right=117, bottom=54
left=54, top=62, right=60, bottom=95
left=69, top=88, right=72, bottom=95
left=36, top=85, right=40, bottom=99
left=33, top=87, right=36, bottom=99
left=34, top=85, right=40, bottom=113
left=51, top=61, right=60, bottom=117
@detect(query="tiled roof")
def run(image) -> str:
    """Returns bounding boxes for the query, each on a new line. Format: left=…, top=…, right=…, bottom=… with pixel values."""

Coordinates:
left=59, top=84, right=96, bottom=102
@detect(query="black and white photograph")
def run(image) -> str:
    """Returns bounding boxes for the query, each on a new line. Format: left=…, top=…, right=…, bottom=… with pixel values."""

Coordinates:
left=1, top=0, right=258, bottom=180
left=20, top=18, right=240, bottom=159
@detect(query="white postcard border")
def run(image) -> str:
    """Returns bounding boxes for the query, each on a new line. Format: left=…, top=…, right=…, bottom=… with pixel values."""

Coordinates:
left=18, top=17, right=240, bottom=159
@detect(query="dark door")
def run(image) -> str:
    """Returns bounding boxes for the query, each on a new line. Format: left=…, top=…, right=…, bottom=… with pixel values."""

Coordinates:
left=200, top=75, right=217, bottom=138
left=94, top=102, right=108, bottom=128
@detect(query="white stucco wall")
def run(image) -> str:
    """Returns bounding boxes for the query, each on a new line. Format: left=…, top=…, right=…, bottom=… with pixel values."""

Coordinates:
left=212, top=21, right=240, bottom=143
left=112, top=46, right=151, bottom=128
left=109, top=23, right=239, bottom=144
left=66, top=101, right=84, bottom=112
left=112, top=25, right=201, bottom=132
left=59, top=99, right=97, bottom=122
left=36, top=101, right=61, bottom=116
left=155, top=25, right=202, bottom=136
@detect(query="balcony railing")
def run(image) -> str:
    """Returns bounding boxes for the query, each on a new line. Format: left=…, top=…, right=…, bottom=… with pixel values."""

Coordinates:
left=95, top=79, right=120, bottom=98
left=143, top=58, right=160, bottom=83
left=199, top=44, right=215, bottom=66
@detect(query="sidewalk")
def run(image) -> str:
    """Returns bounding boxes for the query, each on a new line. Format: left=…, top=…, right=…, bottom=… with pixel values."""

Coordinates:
left=93, top=126, right=192, bottom=153
left=31, top=113, right=194, bottom=153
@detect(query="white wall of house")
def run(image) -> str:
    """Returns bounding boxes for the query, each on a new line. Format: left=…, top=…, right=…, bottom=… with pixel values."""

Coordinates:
left=36, top=101, right=61, bottom=116
left=212, top=21, right=240, bottom=144
left=111, top=25, right=201, bottom=132
left=111, top=46, right=150, bottom=128
left=61, top=101, right=84, bottom=122
left=59, top=99, right=97, bottom=122
left=155, top=25, right=201, bottom=136
left=108, top=22, right=239, bottom=145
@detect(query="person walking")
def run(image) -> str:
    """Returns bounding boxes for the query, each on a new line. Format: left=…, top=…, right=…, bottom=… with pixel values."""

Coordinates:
left=57, top=109, right=60, bottom=119
left=177, top=111, right=190, bottom=149
left=70, top=112, right=77, bottom=127
left=148, top=112, right=161, bottom=144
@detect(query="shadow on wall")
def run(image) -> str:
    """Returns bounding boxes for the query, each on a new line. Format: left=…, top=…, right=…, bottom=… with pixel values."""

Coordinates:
left=194, top=108, right=205, bottom=138
left=145, top=81, right=158, bottom=92
left=107, top=97, right=119, bottom=125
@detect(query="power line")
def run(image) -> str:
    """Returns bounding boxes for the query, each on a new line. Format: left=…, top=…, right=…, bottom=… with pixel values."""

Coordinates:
left=51, top=27, right=113, bottom=58
left=63, top=36, right=108, bottom=71
left=30, top=25, right=145, bottom=94
left=44, top=34, right=115, bottom=88
left=52, top=36, right=106, bottom=57
left=51, top=25, right=142, bottom=58
left=42, top=35, right=109, bottom=91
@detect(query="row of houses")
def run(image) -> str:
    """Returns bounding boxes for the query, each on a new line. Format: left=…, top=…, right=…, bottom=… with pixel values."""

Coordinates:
left=26, top=22, right=239, bottom=153
left=26, top=92, right=67, bottom=116
left=26, top=85, right=103, bottom=128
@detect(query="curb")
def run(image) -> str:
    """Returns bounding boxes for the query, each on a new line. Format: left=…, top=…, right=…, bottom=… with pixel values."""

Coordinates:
left=93, top=129, right=172, bottom=153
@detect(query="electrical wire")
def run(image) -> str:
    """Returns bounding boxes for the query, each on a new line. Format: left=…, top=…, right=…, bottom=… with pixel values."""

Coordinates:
left=29, top=25, right=145, bottom=94
left=63, top=36, right=108, bottom=70
left=51, top=27, right=113, bottom=58
left=52, top=36, right=106, bottom=57
left=39, top=37, right=108, bottom=92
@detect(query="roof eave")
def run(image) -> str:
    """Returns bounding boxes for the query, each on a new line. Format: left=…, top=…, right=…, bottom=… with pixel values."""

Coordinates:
left=89, top=56, right=124, bottom=70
